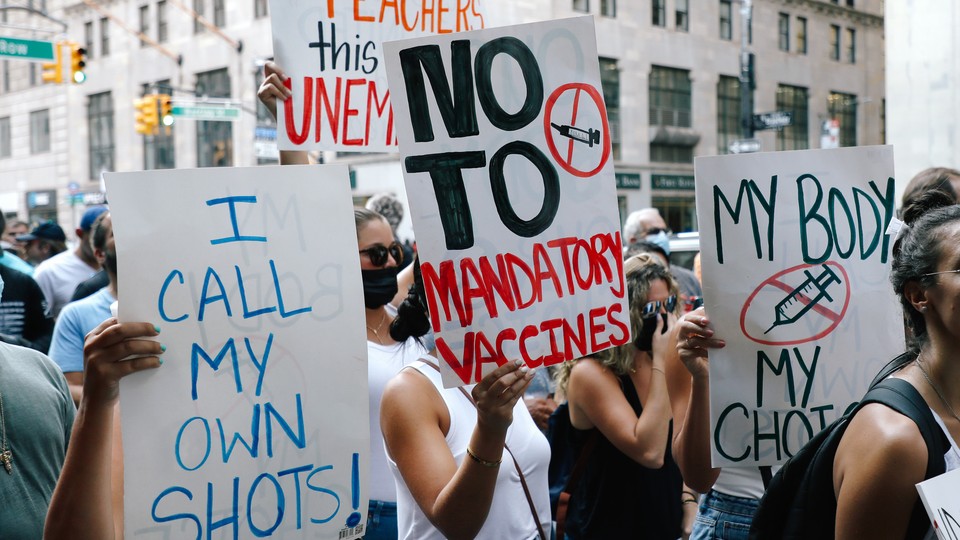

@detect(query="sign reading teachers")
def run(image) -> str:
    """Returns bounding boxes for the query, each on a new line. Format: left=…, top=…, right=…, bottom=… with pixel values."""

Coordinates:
left=269, top=0, right=487, bottom=152
left=695, top=146, right=904, bottom=467
left=106, top=165, right=369, bottom=539
left=917, top=468, right=960, bottom=540
left=384, top=16, right=628, bottom=387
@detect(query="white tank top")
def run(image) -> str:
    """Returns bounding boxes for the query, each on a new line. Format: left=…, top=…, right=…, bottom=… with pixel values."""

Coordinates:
left=929, top=408, right=960, bottom=472
left=387, top=359, right=552, bottom=540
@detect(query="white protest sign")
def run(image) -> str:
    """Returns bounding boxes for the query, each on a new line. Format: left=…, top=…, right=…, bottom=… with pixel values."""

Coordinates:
left=107, top=165, right=370, bottom=539
left=383, top=16, right=628, bottom=387
left=918, top=468, right=960, bottom=539
left=269, top=0, right=487, bottom=152
left=695, top=146, right=904, bottom=467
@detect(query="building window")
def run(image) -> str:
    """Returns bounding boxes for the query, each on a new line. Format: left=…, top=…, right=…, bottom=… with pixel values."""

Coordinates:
left=796, top=17, right=807, bottom=54
left=29, top=109, right=50, bottom=154
left=157, top=1, right=168, bottom=42
left=88, top=92, right=114, bottom=180
left=719, top=1, right=732, bottom=40
left=194, top=0, right=205, bottom=33
left=828, top=92, right=857, bottom=147
left=572, top=0, right=588, bottom=12
left=829, top=24, right=840, bottom=61
left=84, top=21, right=94, bottom=58
left=675, top=0, right=689, bottom=32
left=653, top=195, right=698, bottom=234
left=139, top=4, right=149, bottom=46
left=143, top=81, right=175, bottom=170
left=100, top=17, right=109, bottom=56
left=195, top=68, right=233, bottom=167
left=0, top=116, right=10, bottom=158
left=599, top=57, right=620, bottom=160
left=649, top=65, right=692, bottom=163
left=652, top=0, right=665, bottom=27
left=601, top=0, right=615, bottom=17
left=778, top=13, right=789, bottom=51
left=776, top=84, right=809, bottom=151
left=213, top=0, right=225, bottom=27
left=846, top=28, right=856, bottom=63
left=254, top=0, right=268, bottom=18
left=717, top=76, right=741, bottom=154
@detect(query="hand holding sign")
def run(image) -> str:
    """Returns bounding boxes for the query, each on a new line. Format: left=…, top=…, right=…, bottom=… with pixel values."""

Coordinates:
left=82, top=318, right=164, bottom=406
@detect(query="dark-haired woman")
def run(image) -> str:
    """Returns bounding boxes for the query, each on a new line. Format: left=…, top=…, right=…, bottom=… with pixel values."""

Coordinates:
left=380, top=263, right=551, bottom=539
left=555, top=254, right=688, bottom=539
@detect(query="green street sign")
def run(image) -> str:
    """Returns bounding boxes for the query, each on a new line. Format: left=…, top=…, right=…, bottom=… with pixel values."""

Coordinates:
left=0, top=37, right=54, bottom=61
left=171, top=105, right=240, bottom=121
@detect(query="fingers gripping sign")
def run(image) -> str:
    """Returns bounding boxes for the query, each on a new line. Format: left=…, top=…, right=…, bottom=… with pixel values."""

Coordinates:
left=83, top=318, right=165, bottom=406
left=676, top=307, right=725, bottom=380
left=472, top=359, right=536, bottom=433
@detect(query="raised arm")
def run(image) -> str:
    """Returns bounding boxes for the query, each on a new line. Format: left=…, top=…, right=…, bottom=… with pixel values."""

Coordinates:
left=44, top=319, right=164, bottom=540
left=673, top=308, right=725, bottom=492
left=568, top=313, right=676, bottom=468
left=256, top=61, right=309, bottom=166
left=381, top=360, right=534, bottom=540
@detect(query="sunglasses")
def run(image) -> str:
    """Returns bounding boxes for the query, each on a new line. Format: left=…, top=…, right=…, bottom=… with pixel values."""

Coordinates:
left=641, top=295, right=677, bottom=318
left=359, top=242, right=404, bottom=267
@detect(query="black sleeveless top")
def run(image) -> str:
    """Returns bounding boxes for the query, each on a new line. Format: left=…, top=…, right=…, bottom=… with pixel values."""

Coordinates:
left=565, top=373, right=683, bottom=539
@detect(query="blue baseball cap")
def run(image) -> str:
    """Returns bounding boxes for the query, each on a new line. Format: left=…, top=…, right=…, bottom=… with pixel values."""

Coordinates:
left=17, top=221, right=67, bottom=243
left=79, top=206, right=108, bottom=231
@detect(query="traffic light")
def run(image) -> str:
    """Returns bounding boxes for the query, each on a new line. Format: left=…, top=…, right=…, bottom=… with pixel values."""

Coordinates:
left=69, top=43, right=87, bottom=84
left=134, top=94, right=160, bottom=135
left=41, top=41, right=63, bottom=85
left=159, top=94, right=174, bottom=127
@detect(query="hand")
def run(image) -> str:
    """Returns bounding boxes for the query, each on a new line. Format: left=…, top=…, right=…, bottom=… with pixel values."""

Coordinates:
left=650, top=311, right=677, bottom=368
left=82, top=318, right=164, bottom=408
left=524, top=396, right=558, bottom=431
left=256, top=61, right=292, bottom=121
left=676, top=307, right=724, bottom=380
left=471, top=360, right=535, bottom=433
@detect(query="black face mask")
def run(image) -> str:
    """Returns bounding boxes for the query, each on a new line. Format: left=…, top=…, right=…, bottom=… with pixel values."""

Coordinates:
left=634, top=313, right=669, bottom=352
left=361, top=267, right=399, bottom=309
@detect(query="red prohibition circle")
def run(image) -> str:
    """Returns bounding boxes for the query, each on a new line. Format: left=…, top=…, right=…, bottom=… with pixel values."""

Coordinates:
left=543, top=83, right=612, bottom=178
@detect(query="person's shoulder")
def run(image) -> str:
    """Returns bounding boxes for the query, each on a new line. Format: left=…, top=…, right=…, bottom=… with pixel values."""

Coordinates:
left=569, top=355, right=617, bottom=387
left=0, top=263, right=38, bottom=287
left=841, top=400, right=929, bottom=469
left=0, top=341, right=62, bottom=379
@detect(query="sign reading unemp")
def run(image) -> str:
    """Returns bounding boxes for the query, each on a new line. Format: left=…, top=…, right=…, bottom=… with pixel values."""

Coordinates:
left=269, top=0, right=487, bottom=152
left=107, top=165, right=369, bottom=539
left=695, top=146, right=904, bottom=467
left=384, top=16, right=629, bottom=387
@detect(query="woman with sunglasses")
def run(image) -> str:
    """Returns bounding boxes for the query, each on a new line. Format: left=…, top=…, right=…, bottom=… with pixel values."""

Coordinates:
left=554, top=253, right=688, bottom=539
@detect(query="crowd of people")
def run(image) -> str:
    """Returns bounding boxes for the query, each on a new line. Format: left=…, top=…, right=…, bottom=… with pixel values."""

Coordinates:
left=0, top=60, right=958, bottom=540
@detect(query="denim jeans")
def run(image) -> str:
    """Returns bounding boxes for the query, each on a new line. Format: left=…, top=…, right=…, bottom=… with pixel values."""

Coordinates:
left=690, top=489, right=759, bottom=540
left=363, top=499, right=398, bottom=540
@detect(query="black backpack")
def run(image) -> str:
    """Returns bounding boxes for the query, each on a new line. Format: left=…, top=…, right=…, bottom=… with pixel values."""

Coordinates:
left=749, top=354, right=948, bottom=539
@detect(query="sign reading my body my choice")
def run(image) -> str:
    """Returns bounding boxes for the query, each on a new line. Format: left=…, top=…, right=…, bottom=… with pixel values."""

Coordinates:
left=384, top=16, right=629, bottom=387
left=107, top=165, right=369, bottom=539
left=269, top=0, right=487, bottom=152
left=695, top=146, right=904, bottom=467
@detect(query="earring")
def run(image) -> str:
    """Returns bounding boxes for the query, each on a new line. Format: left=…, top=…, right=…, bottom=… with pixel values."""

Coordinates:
left=919, top=306, right=928, bottom=313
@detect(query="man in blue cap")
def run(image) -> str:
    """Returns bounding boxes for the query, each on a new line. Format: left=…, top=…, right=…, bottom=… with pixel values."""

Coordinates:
left=33, top=206, right=107, bottom=318
left=17, top=221, right=67, bottom=267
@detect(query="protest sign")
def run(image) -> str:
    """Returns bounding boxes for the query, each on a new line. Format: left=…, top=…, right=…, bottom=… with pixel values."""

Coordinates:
left=695, top=145, right=904, bottom=467
left=918, top=468, right=960, bottom=540
left=106, top=165, right=369, bottom=539
left=383, top=16, right=628, bottom=387
left=269, top=0, right=487, bottom=152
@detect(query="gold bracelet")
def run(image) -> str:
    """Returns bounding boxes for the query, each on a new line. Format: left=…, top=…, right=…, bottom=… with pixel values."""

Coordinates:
left=682, top=498, right=698, bottom=505
left=465, top=446, right=501, bottom=468
left=682, top=489, right=697, bottom=498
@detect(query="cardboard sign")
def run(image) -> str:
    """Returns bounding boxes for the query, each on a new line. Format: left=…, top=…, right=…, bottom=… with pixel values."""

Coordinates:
left=695, top=146, right=905, bottom=467
left=269, top=0, right=487, bottom=152
left=918, top=468, right=960, bottom=539
left=107, top=165, right=369, bottom=539
left=383, top=16, right=628, bottom=387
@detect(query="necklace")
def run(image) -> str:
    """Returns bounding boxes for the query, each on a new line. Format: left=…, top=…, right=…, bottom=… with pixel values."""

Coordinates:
left=916, top=355, right=960, bottom=425
left=0, top=392, right=12, bottom=474
left=366, top=311, right=388, bottom=345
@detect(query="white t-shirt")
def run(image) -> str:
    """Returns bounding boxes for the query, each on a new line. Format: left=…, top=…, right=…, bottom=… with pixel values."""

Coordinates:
left=389, top=359, right=552, bottom=540
left=33, top=251, right=97, bottom=318
left=367, top=336, right=427, bottom=502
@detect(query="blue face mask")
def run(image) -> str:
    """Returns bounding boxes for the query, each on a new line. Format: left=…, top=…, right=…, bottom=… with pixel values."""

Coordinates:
left=645, top=230, right=671, bottom=256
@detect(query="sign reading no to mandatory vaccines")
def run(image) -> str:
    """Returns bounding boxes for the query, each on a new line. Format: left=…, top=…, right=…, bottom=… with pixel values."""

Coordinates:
left=269, top=0, right=487, bottom=152
left=695, top=146, right=904, bottom=467
left=384, top=16, right=629, bottom=387
left=107, top=165, right=370, bottom=539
